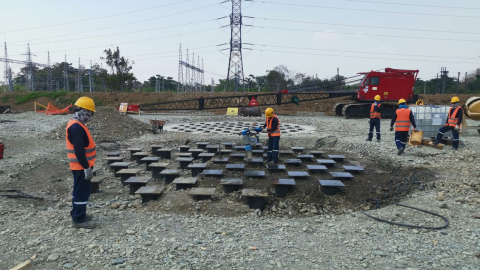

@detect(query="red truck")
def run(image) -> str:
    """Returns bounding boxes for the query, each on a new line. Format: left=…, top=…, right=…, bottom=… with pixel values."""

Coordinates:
left=334, top=68, right=419, bottom=118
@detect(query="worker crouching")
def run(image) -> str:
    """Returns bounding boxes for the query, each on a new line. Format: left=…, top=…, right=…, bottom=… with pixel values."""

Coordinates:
left=366, top=95, right=382, bottom=143
left=390, top=99, right=416, bottom=155
left=433, top=96, right=463, bottom=150
left=66, top=97, right=98, bottom=229
left=263, top=108, right=281, bottom=164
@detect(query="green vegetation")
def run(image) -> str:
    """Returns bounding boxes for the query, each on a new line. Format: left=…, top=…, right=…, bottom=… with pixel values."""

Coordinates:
left=415, top=71, right=480, bottom=94
left=14, top=91, right=67, bottom=104
left=2, top=95, right=10, bottom=103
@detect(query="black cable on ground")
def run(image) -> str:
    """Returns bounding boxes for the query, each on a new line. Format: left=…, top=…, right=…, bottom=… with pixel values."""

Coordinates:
left=361, top=199, right=449, bottom=230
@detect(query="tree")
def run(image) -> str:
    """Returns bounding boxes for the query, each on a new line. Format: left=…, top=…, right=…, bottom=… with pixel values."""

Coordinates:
left=100, top=47, right=136, bottom=91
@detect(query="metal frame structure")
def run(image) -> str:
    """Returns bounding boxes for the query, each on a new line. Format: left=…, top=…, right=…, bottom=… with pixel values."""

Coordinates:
left=226, top=0, right=245, bottom=92
left=177, top=44, right=205, bottom=92
left=141, top=91, right=355, bottom=111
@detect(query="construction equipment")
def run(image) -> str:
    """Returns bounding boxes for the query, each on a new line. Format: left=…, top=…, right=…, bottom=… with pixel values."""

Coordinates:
left=333, top=68, right=419, bottom=118
left=239, top=126, right=262, bottom=159
left=462, top=97, right=480, bottom=134
left=149, top=120, right=167, bottom=134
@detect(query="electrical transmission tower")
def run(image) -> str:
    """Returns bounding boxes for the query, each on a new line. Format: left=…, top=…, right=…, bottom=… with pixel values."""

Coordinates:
left=156, top=75, right=160, bottom=92
left=226, top=0, right=245, bottom=92
left=21, top=44, right=36, bottom=91
left=177, top=44, right=205, bottom=92
left=3, top=42, right=13, bottom=92
left=211, top=78, right=215, bottom=92
left=441, top=67, right=448, bottom=94
left=177, top=44, right=183, bottom=92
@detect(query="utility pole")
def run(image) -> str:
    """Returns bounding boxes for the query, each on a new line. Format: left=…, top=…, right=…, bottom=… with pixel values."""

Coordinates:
left=47, top=52, right=52, bottom=92
left=456, top=72, right=460, bottom=95
left=435, top=73, right=439, bottom=94
left=155, top=75, right=160, bottom=92
left=185, top=49, right=190, bottom=92
left=424, top=80, right=426, bottom=94
left=441, top=67, right=448, bottom=94
left=3, top=42, right=13, bottom=92
left=77, top=58, right=83, bottom=92
left=226, top=0, right=245, bottom=92
left=464, top=72, right=467, bottom=94
left=337, top=67, right=339, bottom=91
left=64, top=55, right=69, bottom=91
left=88, top=61, right=93, bottom=93
left=211, top=78, right=215, bottom=92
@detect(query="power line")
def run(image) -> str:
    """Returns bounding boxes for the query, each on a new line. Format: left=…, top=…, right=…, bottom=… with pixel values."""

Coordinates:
left=8, top=2, right=221, bottom=45
left=1, top=0, right=193, bottom=33
left=10, top=27, right=219, bottom=56
left=251, top=17, right=480, bottom=36
left=249, top=43, right=479, bottom=60
left=253, top=1, right=480, bottom=19
left=250, top=48, right=480, bottom=65
left=344, top=0, right=480, bottom=11
left=8, top=19, right=216, bottom=47
left=252, top=25, right=480, bottom=43
left=1, top=0, right=67, bottom=11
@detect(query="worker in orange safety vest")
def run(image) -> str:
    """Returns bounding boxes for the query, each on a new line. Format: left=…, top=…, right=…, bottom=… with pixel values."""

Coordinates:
left=66, top=97, right=98, bottom=229
left=262, top=108, right=281, bottom=164
left=433, top=96, right=463, bottom=150
left=390, top=99, right=416, bottom=155
left=366, top=95, right=382, bottom=142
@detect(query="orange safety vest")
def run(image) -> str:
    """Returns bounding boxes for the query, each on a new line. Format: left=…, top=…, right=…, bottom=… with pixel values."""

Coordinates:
left=447, top=107, right=461, bottom=127
left=370, top=103, right=381, bottom=119
left=65, top=119, right=96, bottom=170
left=266, top=115, right=281, bottom=137
left=395, top=108, right=412, bottom=132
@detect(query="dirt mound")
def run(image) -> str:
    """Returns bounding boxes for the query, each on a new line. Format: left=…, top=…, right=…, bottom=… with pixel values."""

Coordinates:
left=45, top=106, right=150, bottom=142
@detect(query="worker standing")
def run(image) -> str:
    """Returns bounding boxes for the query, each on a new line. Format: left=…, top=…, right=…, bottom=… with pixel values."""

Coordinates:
left=263, top=108, right=281, bottom=164
left=390, top=99, right=416, bottom=155
left=366, top=95, right=382, bottom=142
left=66, top=97, right=97, bottom=228
left=433, top=97, right=463, bottom=150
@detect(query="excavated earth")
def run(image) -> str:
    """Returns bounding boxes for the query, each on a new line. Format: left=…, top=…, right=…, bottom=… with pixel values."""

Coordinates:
left=0, top=104, right=480, bottom=269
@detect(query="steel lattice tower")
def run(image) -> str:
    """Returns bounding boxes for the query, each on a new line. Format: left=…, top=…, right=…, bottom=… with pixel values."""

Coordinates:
left=226, top=0, right=245, bottom=92
left=23, top=44, right=35, bottom=91
left=177, top=44, right=183, bottom=92
left=185, top=49, right=190, bottom=92
left=192, top=53, right=197, bottom=92
left=77, top=58, right=83, bottom=92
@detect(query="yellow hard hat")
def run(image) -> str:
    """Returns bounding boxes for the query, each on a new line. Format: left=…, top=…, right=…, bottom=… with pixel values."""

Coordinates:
left=374, top=95, right=381, bottom=101
left=451, top=96, right=460, bottom=103
left=265, top=108, right=274, bottom=118
left=398, top=98, right=406, bottom=105
left=74, top=97, right=96, bottom=113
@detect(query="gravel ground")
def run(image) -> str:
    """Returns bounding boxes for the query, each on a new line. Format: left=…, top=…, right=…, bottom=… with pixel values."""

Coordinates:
left=1, top=111, right=480, bottom=269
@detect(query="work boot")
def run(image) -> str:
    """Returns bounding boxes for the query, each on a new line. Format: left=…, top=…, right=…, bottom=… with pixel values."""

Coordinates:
left=273, top=160, right=278, bottom=165
left=376, top=139, right=381, bottom=143
left=431, top=141, right=439, bottom=146
left=397, top=148, right=405, bottom=155
left=266, top=159, right=273, bottom=163
left=86, top=214, right=94, bottom=221
left=452, top=148, right=458, bottom=151
left=365, top=138, right=372, bottom=142
left=72, top=221, right=98, bottom=229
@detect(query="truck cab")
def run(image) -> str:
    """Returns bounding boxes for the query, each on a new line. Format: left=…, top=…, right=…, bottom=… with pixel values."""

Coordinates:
left=356, top=68, right=419, bottom=103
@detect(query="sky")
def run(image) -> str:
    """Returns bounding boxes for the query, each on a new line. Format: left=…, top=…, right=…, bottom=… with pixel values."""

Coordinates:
left=1, top=0, right=480, bottom=84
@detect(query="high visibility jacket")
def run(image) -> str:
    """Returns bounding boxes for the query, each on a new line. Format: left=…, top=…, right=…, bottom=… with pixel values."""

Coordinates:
left=395, top=108, right=412, bottom=132
left=66, top=119, right=96, bottom=170
left=447, top=107, right=461, bottom=127
left=266, top=115, right=281, bottom=137
left=370, top=103, right=381, bottom=119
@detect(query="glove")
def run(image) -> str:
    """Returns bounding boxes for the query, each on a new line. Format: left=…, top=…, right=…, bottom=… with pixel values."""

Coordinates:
left=454, top=126, right=460, bottom=132
left=390, top=127, right=393, bottom=131
left=84, top=167, right=93, bottom=181
left=368, top=119, right=371, bottom=124
left=374, top=101, right=378, bottom=106
left=254, top=127, right=263, bottom=132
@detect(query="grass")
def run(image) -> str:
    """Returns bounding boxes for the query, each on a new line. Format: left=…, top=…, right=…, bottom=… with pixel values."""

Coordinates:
left=1, top=95, right=9, bottom=103
left=14, top=91, right=68, bottom=104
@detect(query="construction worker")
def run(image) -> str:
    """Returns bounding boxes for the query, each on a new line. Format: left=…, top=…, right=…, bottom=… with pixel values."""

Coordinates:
left=366, top=95, right=382, bottom=142
left=66, top=97, right=97, bottom=229
left=390, top=99, right=416, bottom=155
left=433, top=97, right=463, bottom=150
left=263, top=108, right=281, bottom=164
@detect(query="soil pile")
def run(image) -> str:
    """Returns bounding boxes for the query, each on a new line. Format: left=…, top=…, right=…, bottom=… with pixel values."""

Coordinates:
left=45, top=106, right=150, bottom=142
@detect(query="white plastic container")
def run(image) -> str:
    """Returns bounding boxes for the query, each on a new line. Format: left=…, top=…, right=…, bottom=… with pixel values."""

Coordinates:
left=410, top=105, right=451, bottom=137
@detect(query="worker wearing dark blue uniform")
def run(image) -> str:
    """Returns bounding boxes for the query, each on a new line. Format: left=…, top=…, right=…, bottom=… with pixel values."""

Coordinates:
left=390, top=99, right=416, bottom=155
left=366, top=95, right=382, bottom=142
left=433, top=96, right=463, bottom=150
left=66, top=97, right=97, bottom=229
left=263, top=108, right=281, bottom=164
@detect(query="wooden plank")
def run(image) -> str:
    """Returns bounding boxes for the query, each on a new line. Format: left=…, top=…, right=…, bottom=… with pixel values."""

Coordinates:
left=9, top=260, right=32, bottom=270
